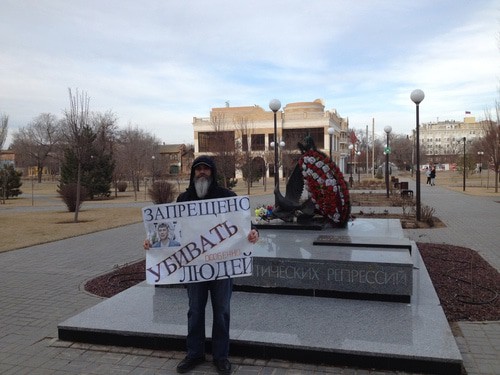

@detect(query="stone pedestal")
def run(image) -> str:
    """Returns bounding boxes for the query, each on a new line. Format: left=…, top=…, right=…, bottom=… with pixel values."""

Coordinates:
left=237, top=219, right=413, bottom=302
left=57, top=218, right=462, bottom=374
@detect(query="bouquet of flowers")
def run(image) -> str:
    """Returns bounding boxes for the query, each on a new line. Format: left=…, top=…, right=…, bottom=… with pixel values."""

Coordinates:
left=255, top=205, right=274, bottom=221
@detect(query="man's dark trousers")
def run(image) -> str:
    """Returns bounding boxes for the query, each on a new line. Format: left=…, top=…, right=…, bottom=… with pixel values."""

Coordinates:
left=186, top=278, right=233, bottom=360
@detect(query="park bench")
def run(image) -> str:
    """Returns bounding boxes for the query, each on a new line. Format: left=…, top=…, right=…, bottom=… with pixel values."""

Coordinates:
left=398, top=181, right=413, bottom=198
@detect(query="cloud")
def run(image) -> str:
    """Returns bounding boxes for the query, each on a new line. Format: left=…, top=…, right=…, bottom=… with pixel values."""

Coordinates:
left=1, top=0, right=498, bottom=146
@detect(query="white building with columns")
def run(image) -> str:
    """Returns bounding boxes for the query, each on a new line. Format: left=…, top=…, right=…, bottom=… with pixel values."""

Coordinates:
left=192, top=99, right=349, bottom=179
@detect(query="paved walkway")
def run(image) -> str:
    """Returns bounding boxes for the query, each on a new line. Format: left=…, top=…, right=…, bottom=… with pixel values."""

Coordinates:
left=352, top=181, right=500, bottom=375
left=408, top=182, right=500, bottom=375
left=0, top=182, right=498, bottom=374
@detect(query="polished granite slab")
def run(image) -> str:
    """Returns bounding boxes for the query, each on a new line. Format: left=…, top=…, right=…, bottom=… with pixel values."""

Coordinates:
left=250, top=218, right=408, bottom=260
left=313, top=235, right=412, bottom=252
left=254, top=217, right=406, bottom=237
left=236, top=219, right=413, bottom=300
left=58, top=239, right=462, bottom=374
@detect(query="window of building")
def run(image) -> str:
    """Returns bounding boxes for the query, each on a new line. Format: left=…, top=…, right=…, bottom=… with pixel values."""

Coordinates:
left=251, top=134, right=265, bottom=151
left=283, top=128, right=324, bottom=149
left=198, top=131, right=235, bottom=152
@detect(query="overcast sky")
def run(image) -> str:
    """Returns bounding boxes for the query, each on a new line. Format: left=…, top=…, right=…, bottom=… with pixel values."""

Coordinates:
left=1, top=0, right=498, bottom=148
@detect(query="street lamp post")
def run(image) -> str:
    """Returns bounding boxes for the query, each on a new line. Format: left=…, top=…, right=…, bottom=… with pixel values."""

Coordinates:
left=356, top=150, right=361, bottom=183
left=270, top=140, right=285, bottom=186
left=478, top=150, right=484, bottom=187
left=151, top=155, right=156, bottom=183
left=384, top=126, right=392, bottom=198
left=348, top=144, right=354, bottom=187
left=461, top=137, right=466, bottom=191
left=411, top=89, right=425, bottom=222
left=477, top=151, right=484, bottom=173
left=328, top=127, right=335, bottom=159
left=411, top=129, right=415, bottom=177
left=269, top=99, right=281, bottom=194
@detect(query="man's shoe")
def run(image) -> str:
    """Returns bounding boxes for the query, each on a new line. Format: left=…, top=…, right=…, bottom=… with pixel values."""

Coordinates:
left=176, top=356, right=205, bottom=373
left=213, top=358, right=232, bottom=375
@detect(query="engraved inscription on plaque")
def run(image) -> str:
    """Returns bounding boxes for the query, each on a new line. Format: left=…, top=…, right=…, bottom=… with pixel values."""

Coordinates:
left=235, top=257, right=412, bottom=297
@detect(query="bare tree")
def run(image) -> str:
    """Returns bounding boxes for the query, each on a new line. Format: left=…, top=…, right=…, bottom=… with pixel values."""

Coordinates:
left=390, top=133, right=413, bottom=171
left=11, top=113, right=61, bottom=182
left=91, top=111, right=119, bottom=195
left=481, top=102, right=500, bottom=192
left=116, top=125, right=159, bottom=201
left=208, top=112, right=235, bottom=188
left=92, top=111, right=118, bottom=154
left=0, top=113, right=8, bottom=204
left=0, top=113, right=8, bottom=150
left=61, top=89, right=93, bottom=222
left=182, top=143, right=195, bottom=176
left=234, top=116, right=256, bottom=195
left=372, top=136, right=385, bottom=172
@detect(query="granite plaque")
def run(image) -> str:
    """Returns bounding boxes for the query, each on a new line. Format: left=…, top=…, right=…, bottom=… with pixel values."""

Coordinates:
left=234, top=219, right=414, bottom=301
left=234, top=251, right=413, bottom=300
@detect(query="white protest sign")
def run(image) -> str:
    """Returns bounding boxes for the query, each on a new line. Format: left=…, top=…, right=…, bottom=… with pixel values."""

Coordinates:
left=142, top=196, right=253, bottom=285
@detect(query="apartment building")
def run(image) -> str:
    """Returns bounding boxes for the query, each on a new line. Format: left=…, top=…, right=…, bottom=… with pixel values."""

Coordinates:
left=419, top=114, right=487, bottom=165
left=192, top=99, right=349, bottom=179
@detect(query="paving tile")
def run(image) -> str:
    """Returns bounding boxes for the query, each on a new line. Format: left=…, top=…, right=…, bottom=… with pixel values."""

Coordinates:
left=0, top=188, right=498, bottom=375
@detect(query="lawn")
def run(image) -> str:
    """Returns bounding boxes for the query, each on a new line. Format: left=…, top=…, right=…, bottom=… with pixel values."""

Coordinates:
left=0, top=170, right=496, bottom=253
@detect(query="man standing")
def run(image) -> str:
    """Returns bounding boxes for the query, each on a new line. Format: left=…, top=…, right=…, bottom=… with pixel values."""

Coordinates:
left=146, top=155, right=259, bottom=374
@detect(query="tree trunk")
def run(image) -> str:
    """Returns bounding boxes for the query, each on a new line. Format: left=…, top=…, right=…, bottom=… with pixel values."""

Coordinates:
left=496, top=169, right=499, bottom=193
left=133, top=174, right=138, bottom=202
left=74, top=162, right=82, bottom=223
left=1, top=170, right=6, bottom=204
left=37, top=161, right=43, bottom=183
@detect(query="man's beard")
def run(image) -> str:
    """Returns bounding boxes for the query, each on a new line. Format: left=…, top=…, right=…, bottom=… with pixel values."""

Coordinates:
left=194, top=175, right=212, bottom=198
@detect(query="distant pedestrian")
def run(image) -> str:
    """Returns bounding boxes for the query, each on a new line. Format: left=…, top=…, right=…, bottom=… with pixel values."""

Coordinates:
left=425, top=167, right=431, bottom=185
left=430, top=166, right=436, bottom=186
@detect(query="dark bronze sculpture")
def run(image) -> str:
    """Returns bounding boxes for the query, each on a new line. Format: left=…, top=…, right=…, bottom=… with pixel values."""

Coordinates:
left=271, top=136, right=351, bottom=227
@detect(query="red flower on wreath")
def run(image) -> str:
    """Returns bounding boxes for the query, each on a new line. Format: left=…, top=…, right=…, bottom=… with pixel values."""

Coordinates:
left=298, top=149, right=351, bottom=227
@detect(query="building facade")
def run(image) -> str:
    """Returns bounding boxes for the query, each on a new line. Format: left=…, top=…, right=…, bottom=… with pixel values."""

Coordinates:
left=157, top=143, right=193, bottom=177
left=0, top=150, right=15, bottom=168
left=192, top=99, right=349, bottom=179
left=419, top=114, right=487, bottom=166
